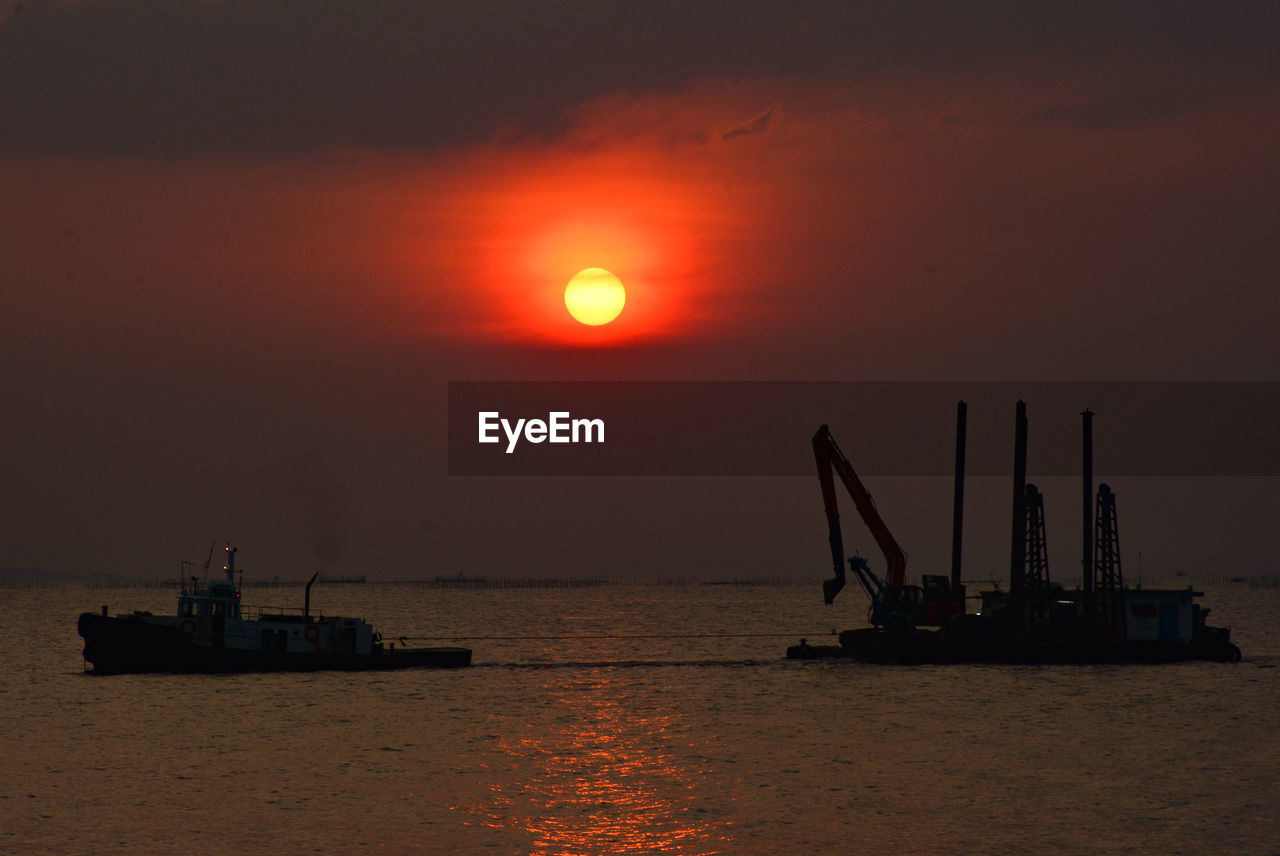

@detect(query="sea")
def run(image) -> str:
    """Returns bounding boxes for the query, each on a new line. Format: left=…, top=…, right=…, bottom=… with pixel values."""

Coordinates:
left=3, top=578, right=1278, bottom=856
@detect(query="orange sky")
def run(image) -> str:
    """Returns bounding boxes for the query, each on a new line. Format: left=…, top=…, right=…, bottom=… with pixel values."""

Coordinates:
left=5, top=65, right=1275, bottom=366
left=1, top=3, right=1278, bottom=578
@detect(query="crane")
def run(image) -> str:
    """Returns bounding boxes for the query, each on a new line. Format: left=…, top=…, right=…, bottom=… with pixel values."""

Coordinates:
left=813, top=424, right=962, bottom=627
left=813, top=424, right=907, bottom=604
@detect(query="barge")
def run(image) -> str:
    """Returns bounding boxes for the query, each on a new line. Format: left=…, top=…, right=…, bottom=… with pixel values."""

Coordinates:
left=789, top=579, right=1241, bottom=664
left=78, top=546, right=471, bottom=674
left=788, top=402, right=1241, bottom=665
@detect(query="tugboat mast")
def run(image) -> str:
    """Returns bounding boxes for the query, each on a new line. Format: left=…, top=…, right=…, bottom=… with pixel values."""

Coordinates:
left=224, top=544, right=237, bottom=585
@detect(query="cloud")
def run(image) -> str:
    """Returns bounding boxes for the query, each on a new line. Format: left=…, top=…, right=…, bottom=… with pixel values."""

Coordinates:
left=722, top=106, right=777, bottom=142
left=1, top=0, right=1276, bottom=156
left=1019, top=88, right=1201, bottom=130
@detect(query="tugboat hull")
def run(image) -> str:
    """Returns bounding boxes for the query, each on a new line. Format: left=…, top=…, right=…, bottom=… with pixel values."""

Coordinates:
left=78, top=612, right=471, bottom=675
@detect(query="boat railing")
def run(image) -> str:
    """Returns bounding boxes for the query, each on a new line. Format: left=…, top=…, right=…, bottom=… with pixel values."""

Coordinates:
left=239, top=604, right=310, bottom=622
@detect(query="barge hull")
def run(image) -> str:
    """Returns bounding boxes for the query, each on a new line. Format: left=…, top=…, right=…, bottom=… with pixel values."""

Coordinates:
left=825, top=626, right=1242, bottom=665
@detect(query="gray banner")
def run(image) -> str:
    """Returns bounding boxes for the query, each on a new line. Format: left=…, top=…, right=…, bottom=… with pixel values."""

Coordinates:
left=447, top=381, right=1279, bottom=476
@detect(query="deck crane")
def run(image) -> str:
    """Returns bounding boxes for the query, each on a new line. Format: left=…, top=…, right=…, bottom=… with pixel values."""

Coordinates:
left=813, top=424, right=962, bottom=627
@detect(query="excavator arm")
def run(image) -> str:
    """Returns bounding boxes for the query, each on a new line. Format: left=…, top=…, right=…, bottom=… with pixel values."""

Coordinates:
left=813, top=424, right=908, bottom=604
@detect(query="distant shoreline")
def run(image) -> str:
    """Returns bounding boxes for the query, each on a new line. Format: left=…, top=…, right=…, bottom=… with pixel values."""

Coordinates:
left=3, top=574, right=821, bottom=590
left=5, top=574, right=1276, bottom=590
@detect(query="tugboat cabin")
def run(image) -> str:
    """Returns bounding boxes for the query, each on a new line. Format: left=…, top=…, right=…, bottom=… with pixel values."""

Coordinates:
left=1125, top=587, right=1213, bottom=643
left=178, top=580, right=241, bottom=620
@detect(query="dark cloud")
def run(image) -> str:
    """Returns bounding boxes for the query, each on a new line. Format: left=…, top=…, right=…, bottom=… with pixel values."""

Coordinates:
left=1019, top=88, right=1203, bottom=130
left=0, top=0, right=1276, bottom=155
left=722, top=106, right=776, bottom=142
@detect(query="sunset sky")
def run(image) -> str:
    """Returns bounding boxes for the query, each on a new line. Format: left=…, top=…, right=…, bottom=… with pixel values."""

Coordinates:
left=2, top=1, right=1277, bottom=582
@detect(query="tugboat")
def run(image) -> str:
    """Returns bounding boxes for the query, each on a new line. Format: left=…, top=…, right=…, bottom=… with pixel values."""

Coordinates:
left=78, top=545, right=471, bottom=674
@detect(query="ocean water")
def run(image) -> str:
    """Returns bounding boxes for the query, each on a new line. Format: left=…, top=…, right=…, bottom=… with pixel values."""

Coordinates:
left=3, top=580, right=1278, bottom=856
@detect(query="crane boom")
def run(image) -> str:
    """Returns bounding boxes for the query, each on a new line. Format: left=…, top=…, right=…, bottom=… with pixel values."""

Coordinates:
left=813, top=424, right=908, bottom=604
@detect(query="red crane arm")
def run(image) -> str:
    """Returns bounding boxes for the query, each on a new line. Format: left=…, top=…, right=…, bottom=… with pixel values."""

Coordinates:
left=813, top=425, right=908, bottom=603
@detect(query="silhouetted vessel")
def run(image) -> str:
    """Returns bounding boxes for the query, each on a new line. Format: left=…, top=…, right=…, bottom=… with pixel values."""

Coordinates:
left=789, top=578, right=1241, bottom=665
left=788, top=403, right=1241, bottom=665
left=78, top=546, right=471, bottom=675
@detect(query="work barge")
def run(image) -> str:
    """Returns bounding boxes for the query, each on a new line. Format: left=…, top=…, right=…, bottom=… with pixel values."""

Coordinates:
left=788, top=402, right=1241, bottom=665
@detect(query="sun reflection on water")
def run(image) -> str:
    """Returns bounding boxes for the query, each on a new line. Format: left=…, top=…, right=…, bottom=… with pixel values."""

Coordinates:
left=480, top=674, right=726, bottom=855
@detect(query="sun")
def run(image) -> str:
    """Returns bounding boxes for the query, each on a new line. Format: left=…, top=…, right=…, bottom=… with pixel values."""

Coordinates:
left=564, top=267, right=626, bottom=326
